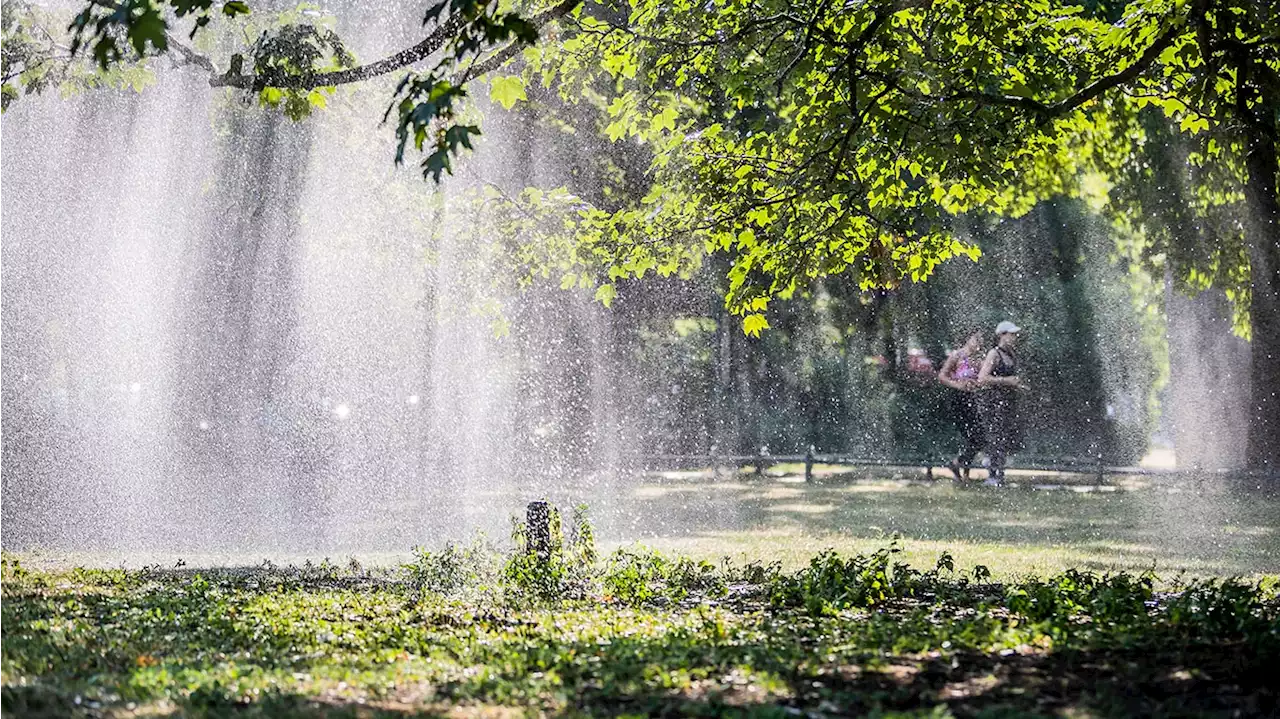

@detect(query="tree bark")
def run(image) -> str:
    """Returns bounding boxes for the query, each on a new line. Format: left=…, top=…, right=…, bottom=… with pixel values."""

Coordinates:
left=1242, top=125, right=1280, bottom=472
left=1165, top=280, right=1251, bottom=469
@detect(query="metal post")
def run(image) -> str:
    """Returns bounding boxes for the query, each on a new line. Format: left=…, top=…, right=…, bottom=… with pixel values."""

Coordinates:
left=804, top=445, right=815, bottom=483
left=526, top=500, right=551, bottom=561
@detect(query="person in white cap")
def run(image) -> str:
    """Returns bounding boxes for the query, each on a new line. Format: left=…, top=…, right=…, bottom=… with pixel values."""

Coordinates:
left=977, top=320, right=1029, bottom=485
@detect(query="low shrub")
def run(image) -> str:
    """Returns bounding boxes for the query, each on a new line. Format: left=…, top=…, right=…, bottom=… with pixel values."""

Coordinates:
left=402, top=536, right=502, bottom=595
left=602, top=548, right=726, bottom=605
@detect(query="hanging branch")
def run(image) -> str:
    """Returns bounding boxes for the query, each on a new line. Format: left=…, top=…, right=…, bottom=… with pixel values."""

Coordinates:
left=208, top=0, right=581, bottom=90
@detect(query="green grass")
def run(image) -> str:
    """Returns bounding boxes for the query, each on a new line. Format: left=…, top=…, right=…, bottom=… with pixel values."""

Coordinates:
left=13, top=468, right=1278, bottom=581
left=603, top=469, right=1280, bottom=580
left=5, top=473, right=1280, bottom=717
left=4, top=523, right=1280, bottom=718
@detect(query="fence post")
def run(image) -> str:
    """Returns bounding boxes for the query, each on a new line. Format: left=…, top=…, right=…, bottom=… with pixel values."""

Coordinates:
left=755, top=445, right=769, bottom=476
left=804, top=445, right=815, bottom=483
left=526, top=500, right=551, bottom=561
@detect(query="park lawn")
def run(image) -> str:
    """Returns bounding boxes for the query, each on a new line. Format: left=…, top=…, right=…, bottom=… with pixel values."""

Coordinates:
left=643, top=531, right=1195, bottom=582
left=3, top=537, right=1279, bottom=719
left=5, top=474, right=1279, bottom=717
left=11, top=468, right=1278, bottom=581
left=597, top=469, right=1280, bottom=581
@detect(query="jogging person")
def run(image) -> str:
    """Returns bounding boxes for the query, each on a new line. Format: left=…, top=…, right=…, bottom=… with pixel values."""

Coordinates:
left=937, top=327, right=985, bottom=481
left=977, top=320, right=1029, bottom=486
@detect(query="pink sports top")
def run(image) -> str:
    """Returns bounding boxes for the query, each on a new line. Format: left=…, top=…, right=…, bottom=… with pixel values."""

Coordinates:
left=952, top=353, right=978, bottom=381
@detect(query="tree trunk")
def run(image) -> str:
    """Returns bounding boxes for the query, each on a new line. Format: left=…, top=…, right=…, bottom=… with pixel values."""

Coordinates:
left=1165, top=281, right=1251, bottom=469
left=1242, top=122, right=1280, bottom=472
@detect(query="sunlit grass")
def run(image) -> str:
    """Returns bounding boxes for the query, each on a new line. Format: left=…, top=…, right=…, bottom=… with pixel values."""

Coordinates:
left=10, top=466, right=1279, bottom=584
left=639, top=531, right=1241, bottom=581
left=609, top=468, right=1280, bottom=582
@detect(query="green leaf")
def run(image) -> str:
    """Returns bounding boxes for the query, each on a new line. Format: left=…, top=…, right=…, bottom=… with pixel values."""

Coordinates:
left=1179, top=115, right=1209, bottom=134
left=742, top=313, right=769, bottom=337
left=490, top=75, right=527, bottom=110
left=652, top=107, right=677, bottom=134
left=127, top=4, right=168, bottom=59
left=594, top=283, right=617, bottom=307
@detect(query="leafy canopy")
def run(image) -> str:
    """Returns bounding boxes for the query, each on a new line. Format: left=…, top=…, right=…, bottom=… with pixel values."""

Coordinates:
left=511, top=0, right=1276, bottom=334
left=3, top=0, right=1276, bottom=336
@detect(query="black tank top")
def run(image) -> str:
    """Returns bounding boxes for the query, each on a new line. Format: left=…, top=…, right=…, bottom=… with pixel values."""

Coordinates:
left=992, top=347, right=1017, bottom=377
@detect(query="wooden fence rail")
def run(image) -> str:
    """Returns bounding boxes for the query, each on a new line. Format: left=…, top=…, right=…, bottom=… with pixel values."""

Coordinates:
left=626, top=453, right=1278, bottom=484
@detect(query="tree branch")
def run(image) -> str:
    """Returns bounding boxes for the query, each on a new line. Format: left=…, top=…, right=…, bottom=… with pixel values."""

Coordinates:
left=941, top=17, right=1188, bottom=120
left=167, top=33, right=216, bottom=73
left=211, top=13, right=463, bottom=89
left=773, top=0, right=831, bottom=96
left=1045, top=19, right=1186, bottom=115
left=462, top=33, right=529, bottom=83
left=209, top=0, right=580, bottom=91
left=1192, top=0, right=1213, bottom=66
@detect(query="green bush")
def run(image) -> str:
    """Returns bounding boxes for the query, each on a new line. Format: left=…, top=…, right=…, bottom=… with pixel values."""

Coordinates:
left=401, top=536, right=501, bottom=595
left=601, top=548, right=727, bottom=606
left=768, top=542, right=962, bottom=615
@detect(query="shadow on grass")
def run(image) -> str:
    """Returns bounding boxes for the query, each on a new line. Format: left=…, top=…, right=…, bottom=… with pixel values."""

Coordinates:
left=4, top=616, right=1276, bottom=719
left=594, top=471, right=1280, bottom=576
left=428, top=599, right=1279, bottom=719
left=1, top=685, right=458, bottom=718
